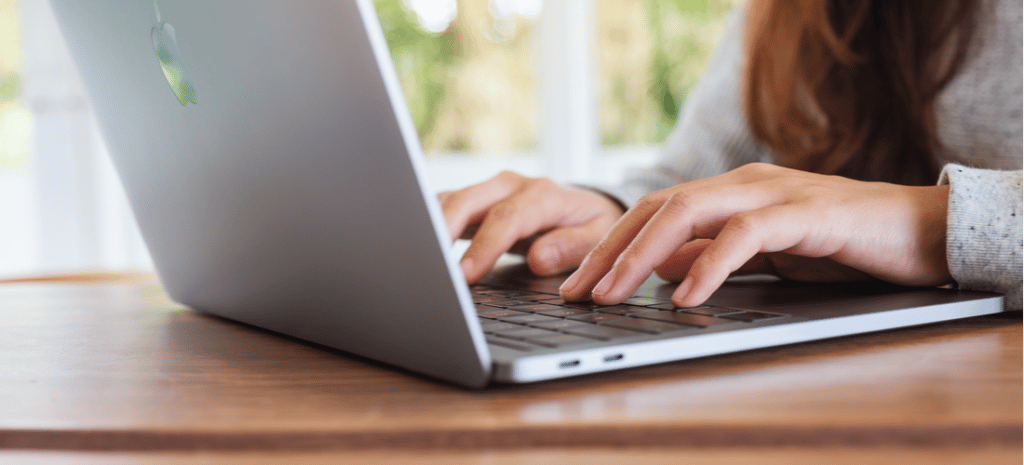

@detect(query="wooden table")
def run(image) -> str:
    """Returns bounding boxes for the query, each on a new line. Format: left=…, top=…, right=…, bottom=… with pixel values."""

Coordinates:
left=0, top=277, right=1020, bottom=463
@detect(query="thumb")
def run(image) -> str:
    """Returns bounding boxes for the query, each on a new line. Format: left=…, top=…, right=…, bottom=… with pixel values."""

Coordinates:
left=526, top=221, right=609, bottom=277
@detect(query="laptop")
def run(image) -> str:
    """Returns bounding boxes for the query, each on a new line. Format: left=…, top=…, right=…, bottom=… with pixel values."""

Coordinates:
left=50, top=0, right=1005, bottom=388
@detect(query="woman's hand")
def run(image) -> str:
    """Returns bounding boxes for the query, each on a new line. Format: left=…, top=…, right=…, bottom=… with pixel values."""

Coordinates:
left=439, top=171, right=625, bottom=283
left=559, top=163, right=952, bottom=307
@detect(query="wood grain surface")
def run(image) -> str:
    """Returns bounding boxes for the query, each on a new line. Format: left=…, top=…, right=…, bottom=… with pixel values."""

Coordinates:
left=2, top=448, right=1020, bottom=465
left=0, top=280, right=1019, bottom=456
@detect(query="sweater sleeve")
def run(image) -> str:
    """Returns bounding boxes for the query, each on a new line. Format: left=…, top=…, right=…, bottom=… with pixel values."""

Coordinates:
left=597, top=6, right=769, bottom=207
left=938, top=164, right=1023, bottom=311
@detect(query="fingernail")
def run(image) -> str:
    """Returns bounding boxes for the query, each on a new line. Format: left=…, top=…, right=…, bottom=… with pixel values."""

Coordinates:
left=460, top=258, right=474, bottom=280
left=592, top=269, right=617, bottom=298
left=560, top=271, right=581, bottom=294
left=673, top=275, right=695, bottom=305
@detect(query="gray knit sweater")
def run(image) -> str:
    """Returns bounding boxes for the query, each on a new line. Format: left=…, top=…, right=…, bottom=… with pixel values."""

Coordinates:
left=602, top=0, right=1023, bottom=311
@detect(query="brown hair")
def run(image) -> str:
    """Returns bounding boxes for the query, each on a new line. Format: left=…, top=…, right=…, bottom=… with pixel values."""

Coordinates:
left=744, top=0, right=980, bottom=185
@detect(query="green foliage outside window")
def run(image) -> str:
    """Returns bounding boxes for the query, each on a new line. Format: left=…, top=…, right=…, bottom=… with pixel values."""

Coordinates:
left=374, top=0, right=739, bottom=153
left=601, top=0, right=738, bottom=145
left=0, top=0, right=17, bottom=103
left=643, top=0, right=738, bottom=142
left=375, top=0, right=539, bottom=154
left=0, top=73, right=18, bottom=102
left=375, top=1, right=462, bottom=148
left=0, top=0, right=31, bottom=170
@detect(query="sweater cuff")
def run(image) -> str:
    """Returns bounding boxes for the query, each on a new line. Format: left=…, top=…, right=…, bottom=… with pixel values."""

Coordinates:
left=938, top=164, right=1023, bottom=311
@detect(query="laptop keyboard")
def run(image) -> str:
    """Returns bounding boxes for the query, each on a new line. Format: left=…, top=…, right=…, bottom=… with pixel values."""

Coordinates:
left=472, top=285, right=789, bottom=351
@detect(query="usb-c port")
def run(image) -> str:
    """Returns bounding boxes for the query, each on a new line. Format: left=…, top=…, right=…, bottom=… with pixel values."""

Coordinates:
left=559, top=360, right=580, bottom=369
left=603, top=353, right=624, bottom=362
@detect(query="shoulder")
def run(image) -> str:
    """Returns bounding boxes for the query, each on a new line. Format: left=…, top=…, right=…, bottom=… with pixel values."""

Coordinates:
left=934, top=0, right=1022, bottom=171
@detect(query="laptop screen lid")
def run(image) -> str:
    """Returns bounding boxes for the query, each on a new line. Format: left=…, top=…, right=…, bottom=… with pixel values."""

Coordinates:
left=50, top=0, right=491, bottom=387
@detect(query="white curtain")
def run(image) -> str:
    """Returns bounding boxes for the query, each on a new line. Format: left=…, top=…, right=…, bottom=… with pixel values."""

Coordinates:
left=20, top=0, right=150, bottom=274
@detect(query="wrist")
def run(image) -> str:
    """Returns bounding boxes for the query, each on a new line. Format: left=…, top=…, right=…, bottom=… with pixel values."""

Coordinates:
left=914, top=184, right=952, bottom=285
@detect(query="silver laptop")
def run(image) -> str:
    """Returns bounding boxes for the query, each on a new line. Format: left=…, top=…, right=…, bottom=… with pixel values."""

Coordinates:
left=51, top=0, right=1004, bottom=388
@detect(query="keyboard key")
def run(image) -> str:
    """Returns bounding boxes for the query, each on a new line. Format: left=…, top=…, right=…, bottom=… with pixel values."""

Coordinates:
left=632, top=310, right=737, bottom=327
left=494, top=327, right=561, bottom=340
left=563, top=301, right=616, bottom=310
left=602, top=318, right=694, bottom=334
left=719, top=311, right=786, bottom=321
left=524, top=334, right=593, bottom=348
left=530, top=319, right=589, bottom=331
left=536, top=307, right=592, bottom=317
left=517, top=293, right=560, bottom=301
left=490, top=289, right=544, bottom=298
left=538, top=297, right=569, bottom=306
left=480, top=322, right=525, bottom=333
left=648, top=303, right=719, bottom=312
left=646, top=302, right=682, bottom=310
left=486, top=289, right=521, bottom=296
left=596, top=305, right=650, bottom=315
left=477, top=308, right=528, bottom=319
left=473, top=294, right=509, bottom=303
left=563, top=325, right=642, bottom=341
left=486, top=335, right=535, bottom=351
left=682, top=306, right=744, bottom=316
left=506, top=303, right=563, bottom=313
left=499, top=313, right=564, bottom=324
left=621, top=297, right=667, bottom=306
left=485, top=299, right=534, bottom=307
left=568, top=312, right=626, bottom=323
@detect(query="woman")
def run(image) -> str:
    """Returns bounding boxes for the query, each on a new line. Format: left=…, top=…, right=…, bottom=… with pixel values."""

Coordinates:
left=439, top=0, right=1022, bottom=311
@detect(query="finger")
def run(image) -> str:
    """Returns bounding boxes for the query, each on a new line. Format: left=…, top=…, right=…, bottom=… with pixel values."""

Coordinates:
left=440, top=172, right=523, bottom=242
left=653, top=239, right=711, bottom=281
left=588, top=184, right=778, bottom=304
left=460, top=182, right=570, bottom=283
left=526, top=217, right=617, bottom=277
left=457, top=186, right=614, bottom=245
left=673, top=206, right=808, bottom=307
left=655, top=240, right=776, bottom=281
left=558, top=193, right=664, bottom=300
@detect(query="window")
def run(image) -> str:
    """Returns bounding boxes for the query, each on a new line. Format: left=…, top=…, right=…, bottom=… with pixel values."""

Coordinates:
left=5, top=0, right=739, bottom=275
left=599, top=0, right=740, bottom=146
left=380, top=0, right=740, bottom=189
left=0, top=0, right=37, bottom=275
left=2, top=0, right=149, bottom=276
left=377, top=0, right=541, bottom=155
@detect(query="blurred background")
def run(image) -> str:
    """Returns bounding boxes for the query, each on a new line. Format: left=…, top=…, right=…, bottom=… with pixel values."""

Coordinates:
left=0, top=0, right=738, bottom=277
